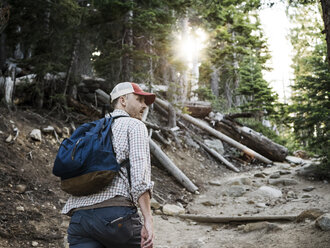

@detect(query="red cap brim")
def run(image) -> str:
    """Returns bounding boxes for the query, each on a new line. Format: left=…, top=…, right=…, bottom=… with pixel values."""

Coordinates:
left=131, top=83, right=156, bottom=105
left=133, top=92, right=156, bottom=105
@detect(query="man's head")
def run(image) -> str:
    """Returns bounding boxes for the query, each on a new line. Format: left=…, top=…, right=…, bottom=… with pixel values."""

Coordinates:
left=110, top=82, right=156, bottom=120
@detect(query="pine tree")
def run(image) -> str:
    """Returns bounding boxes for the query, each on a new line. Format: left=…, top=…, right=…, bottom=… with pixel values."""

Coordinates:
left=288, top=3, right=330, bottom=169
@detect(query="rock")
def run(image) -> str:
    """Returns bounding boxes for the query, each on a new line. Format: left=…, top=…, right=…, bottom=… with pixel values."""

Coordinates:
left=154, top=209, right=162, bottom=215
left=32, top=241, right=39, bottom=247
left=225, top=186, right=246, bottom=197
left=279, top=170, right=291, bottom=175
left=253, top=186, right=282, bottom=198
left=162, top=204, right=185, bottom=216
left=315, top=214, right=330, bottom=231
left=293, top=150, right=309, bottom=159
left=254, top=173, right=266, bottom=178
left=204, top=139, right=225, bottom=155
left=201, top=200, right=219, bottom=207
left=296, top=209, right=324, bottom=222
left=239, top=222, right=281, bottom=233
left=286, top=156, right=303, bottom=165
left=16, top=206, right=25, bottom=211
left=269, top=172, right=280, bottom=179
left=209, top=180, right=222, bottom=186
left=63, top=127, right=70, bottom=136
left=274, top=162, right=291, bottom=170
left=301, top=194, right=312, bottom=198
left=16, top=184, right=27, bottom=194
left=187, top=238, right=206, bottom=248
left=227, top=177, right=252, bottom=186
left=303, top=186, right=315, bottom=192
left=287, top=191, right=297, bottom=199
left=150, top=198, right=161, bottom=210
left=42, top=125, right=55, bottom=133
left=268, top=178, right=298, bottom=186
left=296, top=163, right=320, bottom=177
left=5, top=134, right=13, bottom=143
left=184, top=136, right=200, bottom=149
left=256, top=202, right=267, bottom=208
left=30, top=129, right=42, bottom=141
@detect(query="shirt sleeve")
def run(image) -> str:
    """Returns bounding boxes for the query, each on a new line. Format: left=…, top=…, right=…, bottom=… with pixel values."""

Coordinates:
left=128, top=120, right=154, bottom=204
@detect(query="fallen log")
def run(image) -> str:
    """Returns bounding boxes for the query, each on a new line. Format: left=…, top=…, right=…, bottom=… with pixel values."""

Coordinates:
left=95, top=89, right=110, bottom=104
left=195, top=139, right=240, bottom=173
left=216, top=118, right=288, bottom=162
left=184, top=101, right=212, bottom=118
left=178, top=214, right=297, bottom=223
left=149, top=139, right=199, bottom=193
left=67, top=97, right=101, bottom=118
left=155, top=98, right=273, bottom=165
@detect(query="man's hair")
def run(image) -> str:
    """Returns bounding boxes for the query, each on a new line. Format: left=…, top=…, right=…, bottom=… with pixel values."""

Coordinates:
left=110, top=94, right=128, bottom=109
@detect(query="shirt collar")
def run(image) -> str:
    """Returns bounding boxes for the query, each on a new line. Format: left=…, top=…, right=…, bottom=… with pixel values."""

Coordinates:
left=110, top=109, right=130, bottom=117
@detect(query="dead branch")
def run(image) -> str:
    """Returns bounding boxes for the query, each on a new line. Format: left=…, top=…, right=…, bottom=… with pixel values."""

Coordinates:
left=195, top=139, right=240, bottom=173
left=178, top=214, right=297, bottom=223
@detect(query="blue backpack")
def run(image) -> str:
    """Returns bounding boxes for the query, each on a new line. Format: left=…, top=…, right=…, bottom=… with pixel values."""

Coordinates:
left=53, top=115, right=128, bottom=196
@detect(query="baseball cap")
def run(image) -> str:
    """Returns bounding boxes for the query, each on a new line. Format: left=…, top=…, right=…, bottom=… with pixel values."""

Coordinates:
left=110, top=82, right=156, bottom=105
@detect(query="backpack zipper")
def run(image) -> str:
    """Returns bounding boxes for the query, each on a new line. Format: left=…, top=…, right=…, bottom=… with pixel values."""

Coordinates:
left=71, top=138, right=82, bottom=160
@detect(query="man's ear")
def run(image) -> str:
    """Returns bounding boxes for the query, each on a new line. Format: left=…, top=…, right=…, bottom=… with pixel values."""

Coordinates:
left=119, top=95, right=126, bottom=107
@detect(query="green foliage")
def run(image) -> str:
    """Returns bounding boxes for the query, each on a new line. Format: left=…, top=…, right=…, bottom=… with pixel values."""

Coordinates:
left=237, top=54, right=278, bottom=116
left=288, top=3, right=329, bottom=171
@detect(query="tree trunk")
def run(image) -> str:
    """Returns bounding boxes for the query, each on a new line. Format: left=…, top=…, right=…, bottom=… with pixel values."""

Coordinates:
left=123, top=2, right=134, bottom=82
left=321, top=0, right=330, bottom=65
left=216, top=118, right=288, bottom=162
left=210, top=65, right=219, bottom=97
left=0, top=32, right=6, bottom=73
left=168, top=103, right=177, bottom=128
left=64, top=37, right=80, bottom=96
left=167, top=66, right=177, bottom=128
left=232, top=31, right=241, bottom=107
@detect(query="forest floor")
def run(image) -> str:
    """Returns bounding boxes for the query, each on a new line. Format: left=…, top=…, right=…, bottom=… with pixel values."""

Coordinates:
left=0, top=106, right=329, bottom=248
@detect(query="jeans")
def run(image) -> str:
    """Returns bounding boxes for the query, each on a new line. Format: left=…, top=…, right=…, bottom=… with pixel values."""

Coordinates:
left=67, top=206, right=142, bottom=248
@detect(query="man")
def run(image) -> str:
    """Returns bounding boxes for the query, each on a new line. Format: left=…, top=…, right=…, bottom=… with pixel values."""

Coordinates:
left=62, top=82, right=156, bottom=248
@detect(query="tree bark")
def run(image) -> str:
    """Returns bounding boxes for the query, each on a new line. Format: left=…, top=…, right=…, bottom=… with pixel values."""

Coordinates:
left=216, top=118, right=288, bottom=162
left=321, top=0, right=330, bottom=65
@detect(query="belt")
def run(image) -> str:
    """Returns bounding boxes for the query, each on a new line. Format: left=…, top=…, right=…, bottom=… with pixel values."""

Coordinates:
left=71, top=196, right=135, bottom=214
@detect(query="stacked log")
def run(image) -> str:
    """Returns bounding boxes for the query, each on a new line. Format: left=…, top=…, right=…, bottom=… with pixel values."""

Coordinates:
left=216, top=118, right=288, bottom=162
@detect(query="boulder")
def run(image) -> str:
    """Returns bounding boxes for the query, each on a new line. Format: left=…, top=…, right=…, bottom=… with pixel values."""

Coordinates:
left=30, top=129, right=42, bottom=141
left=204, top=139, right=224, bottom=155
left=286, top=156, right=303, bottom=165
left=224, top=186, right=246, bottom=197
left=315, top=214, right=330, bottom=231
left=42, top=126, right=55, bottom=133
left=227, top=177, right=252, bottom=186
left=252, top=186, right=282, bottom=198
left=162, top=204, right=185, bottom=216
left=150, top=198, right=161, bottom=210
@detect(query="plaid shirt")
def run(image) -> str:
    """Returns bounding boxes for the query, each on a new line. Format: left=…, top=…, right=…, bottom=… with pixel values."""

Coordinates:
left=61, top=109, right=153, bottom=214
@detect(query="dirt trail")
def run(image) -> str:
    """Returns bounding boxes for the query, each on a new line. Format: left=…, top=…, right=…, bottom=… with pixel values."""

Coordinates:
left=153, top=161, right=330, bottom=248
left=0, top=107, right=329, bottom=248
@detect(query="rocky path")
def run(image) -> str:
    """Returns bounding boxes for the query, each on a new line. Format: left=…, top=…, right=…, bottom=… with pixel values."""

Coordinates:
left=153, top=159, right=330, bottom=248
